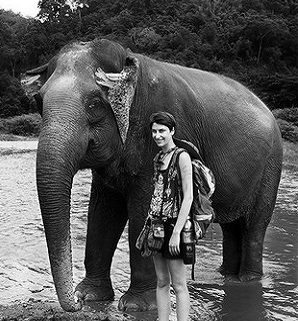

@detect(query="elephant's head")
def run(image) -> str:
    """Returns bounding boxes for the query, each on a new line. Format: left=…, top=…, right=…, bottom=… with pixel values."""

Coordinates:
left=22, top=39, right=140, bottom=311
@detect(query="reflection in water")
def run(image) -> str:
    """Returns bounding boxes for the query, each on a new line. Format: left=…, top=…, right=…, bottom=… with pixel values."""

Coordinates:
left=221, top=282, right=265, bottom=321
left=0, top=145, right=297, bottom=320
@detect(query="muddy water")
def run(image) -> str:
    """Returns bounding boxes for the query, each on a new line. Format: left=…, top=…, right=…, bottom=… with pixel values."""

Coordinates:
left=0, top=142, right=297, bottom=320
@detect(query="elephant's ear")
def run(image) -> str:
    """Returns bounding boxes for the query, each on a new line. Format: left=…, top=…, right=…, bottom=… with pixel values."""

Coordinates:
left=21, top=63, right=49, bottom=97
left=95, top=56, right=139, bottom=143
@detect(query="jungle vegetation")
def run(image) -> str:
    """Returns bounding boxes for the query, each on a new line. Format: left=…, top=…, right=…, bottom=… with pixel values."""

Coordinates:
left=0, top=0, right=297, bottom=140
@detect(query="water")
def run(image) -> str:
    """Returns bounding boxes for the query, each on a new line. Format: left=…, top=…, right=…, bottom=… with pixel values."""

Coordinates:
left=0, top=141, right=297, bottom=320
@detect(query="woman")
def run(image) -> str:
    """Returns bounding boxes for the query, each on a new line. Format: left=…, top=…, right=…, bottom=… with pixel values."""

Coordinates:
left=148, top=111, right=193, bottom=321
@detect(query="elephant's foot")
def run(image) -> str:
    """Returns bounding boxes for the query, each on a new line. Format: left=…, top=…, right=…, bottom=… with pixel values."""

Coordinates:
left=219, top=265, right=262, bottom=282
left=118, top=288, right=157, bottom=312
left=218, top=264, right=239, bottom=277
left=239, top=270, right=262, bottom=282
left=75, top=276, right=114, bottom=301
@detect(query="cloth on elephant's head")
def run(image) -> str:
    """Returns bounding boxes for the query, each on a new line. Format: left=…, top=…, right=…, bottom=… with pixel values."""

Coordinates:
left=95, top=65, right=138, bottom=143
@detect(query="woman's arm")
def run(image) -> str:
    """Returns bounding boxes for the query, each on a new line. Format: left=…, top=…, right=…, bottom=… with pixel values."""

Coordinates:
left=169, top=151, right=193, bottom=255
left=174, top=151, right=193, bottom=233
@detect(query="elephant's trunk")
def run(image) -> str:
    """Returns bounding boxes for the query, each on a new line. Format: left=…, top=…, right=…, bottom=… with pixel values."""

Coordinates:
left=36, top=117, right=86, bottom=311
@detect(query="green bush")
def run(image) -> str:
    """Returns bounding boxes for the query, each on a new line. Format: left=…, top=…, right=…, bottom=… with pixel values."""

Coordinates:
left=0, top=118, right=6, bottom=132
left=276, top=119, right=298, bottom=143
left=0, top=72, right=32, bottom=118
left=0, top=113, right=42, bottom=136
left=272, top=108, right=298, bottom=127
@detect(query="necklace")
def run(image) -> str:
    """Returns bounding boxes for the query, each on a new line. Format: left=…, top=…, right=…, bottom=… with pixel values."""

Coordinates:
left=158, top=146, right=177, bottom=166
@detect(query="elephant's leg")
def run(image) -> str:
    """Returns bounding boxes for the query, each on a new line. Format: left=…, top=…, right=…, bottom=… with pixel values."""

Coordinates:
left=75, top=176, right=128, bottom=301
left=118, top=179, right=157, bottom=312
left=239, top=150, right=282, bottom=281
left=219, top=218, right=243, bottom=276
left=238, top=220, right=267, bottom=282
left=220, top=216, right=266, bottom=281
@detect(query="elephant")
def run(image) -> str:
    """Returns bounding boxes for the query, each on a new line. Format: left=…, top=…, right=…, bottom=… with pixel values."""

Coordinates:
left=22, top=38, right=283, bottom=312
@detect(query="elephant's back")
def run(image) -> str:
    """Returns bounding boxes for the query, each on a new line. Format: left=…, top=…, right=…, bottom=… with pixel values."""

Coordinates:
left=179, top=65, right=279, bottom=139
left=192, top=71, right=282, bottom=216
left=175, top=64, right=273, bottom=120
left=167, top=63, right=282, bottom=211
left=150, top=58, right=275, bottom=124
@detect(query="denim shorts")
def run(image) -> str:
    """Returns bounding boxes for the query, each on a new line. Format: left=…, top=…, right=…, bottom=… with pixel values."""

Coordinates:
left=159, top=218, right=182, bottom=260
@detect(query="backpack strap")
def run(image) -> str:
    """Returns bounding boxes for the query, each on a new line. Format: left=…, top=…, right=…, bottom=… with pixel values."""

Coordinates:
left=152, top=150, right=163, bottom=182
left=173, top=138, right=204, bottom=162
left=173, top=147, right=188, bottom=185
left=191, top=240, right=196, bottom=281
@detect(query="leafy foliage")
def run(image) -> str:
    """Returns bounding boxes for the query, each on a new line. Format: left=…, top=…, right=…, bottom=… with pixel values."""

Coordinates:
left=0, top=113, right=42, bottom=136
left=0, top=0, right=297, bottom=134
left=273, top=108, right=298, bottom=127
left=0, top=71, right=31, bottom=118
left=276, top=118, right=298, bottom=143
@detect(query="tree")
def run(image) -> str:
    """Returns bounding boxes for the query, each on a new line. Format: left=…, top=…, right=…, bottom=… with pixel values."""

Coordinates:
left=0, top=71, right=31, bottom=118
left=0, top=10, right=33, bottom=77
left=0, top=0, right=297, bottom=118
left=38, top=0, right=72, bottom=22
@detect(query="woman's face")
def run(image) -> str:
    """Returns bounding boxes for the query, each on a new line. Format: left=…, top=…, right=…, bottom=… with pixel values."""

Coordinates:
left=151, top=122, right=174, bottom=148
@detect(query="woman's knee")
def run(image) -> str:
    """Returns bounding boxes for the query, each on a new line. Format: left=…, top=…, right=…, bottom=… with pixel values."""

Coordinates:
left=171, top=280, right=187, bottom=294
left=156, top=275, right=171, bottom=289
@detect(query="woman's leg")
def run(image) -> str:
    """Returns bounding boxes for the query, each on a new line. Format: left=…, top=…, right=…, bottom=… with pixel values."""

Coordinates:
left=168, top=259, right=190, bottom=321
left=153, top=253, right=171, bottom=321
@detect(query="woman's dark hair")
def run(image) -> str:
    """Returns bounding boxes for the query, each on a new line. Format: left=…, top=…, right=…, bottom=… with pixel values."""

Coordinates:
left=149, top=111, right=176, bottom=131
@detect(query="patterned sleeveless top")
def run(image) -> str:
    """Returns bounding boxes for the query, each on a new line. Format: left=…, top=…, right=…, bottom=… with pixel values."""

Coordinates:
left=147, top=148, right=183, bottom=220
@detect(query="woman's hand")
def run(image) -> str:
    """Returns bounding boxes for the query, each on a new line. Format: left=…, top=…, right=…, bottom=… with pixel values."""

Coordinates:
left=169, top=230, right=180, bottom=256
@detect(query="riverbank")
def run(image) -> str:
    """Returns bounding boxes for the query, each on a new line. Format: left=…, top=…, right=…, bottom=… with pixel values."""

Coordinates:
left=282, top=140, right=298, bottom=171
left=0, top=301, right=126, bottom=321
left=0, top=300, right=163, bottom=321
left=0, top=134, right=37, bottom=141
left=0, top=134, right=297, bottom=169
left=0, top=135, right=38, bottom=155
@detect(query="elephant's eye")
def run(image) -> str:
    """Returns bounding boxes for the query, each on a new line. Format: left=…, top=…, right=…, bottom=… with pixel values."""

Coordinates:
left=88, top=97, right=104, bottom=109
left=87, top=95, right=110, bottom=125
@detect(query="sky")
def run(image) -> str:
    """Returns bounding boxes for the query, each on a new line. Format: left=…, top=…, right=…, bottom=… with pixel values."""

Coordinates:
left=0, top=0, right=39, bottom=18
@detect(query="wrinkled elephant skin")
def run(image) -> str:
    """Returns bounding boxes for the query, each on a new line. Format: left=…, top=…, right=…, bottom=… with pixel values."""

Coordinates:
left=22, top=39, right=282, bottom=312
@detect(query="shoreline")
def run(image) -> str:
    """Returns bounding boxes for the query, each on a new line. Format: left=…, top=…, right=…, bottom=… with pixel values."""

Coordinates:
left=0, top=133, right=38, bottom=141
left=0, top=300, right=160, bottom=321
left=0, top=135, right=296, bottom=170
left=281, top=139, right=298, bottom=171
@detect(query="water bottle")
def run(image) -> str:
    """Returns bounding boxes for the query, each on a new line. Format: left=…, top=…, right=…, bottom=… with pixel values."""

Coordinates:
left=181, top=218, right=195, bottom=265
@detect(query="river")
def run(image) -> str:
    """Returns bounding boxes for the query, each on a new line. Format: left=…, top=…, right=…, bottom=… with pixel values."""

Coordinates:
left=0, top=141, right=297, bottom=320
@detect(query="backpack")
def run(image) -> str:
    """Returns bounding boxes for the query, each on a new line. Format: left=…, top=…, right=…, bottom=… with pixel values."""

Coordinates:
left=190, top=157, right=215, bottom=242
left=174, top=138, right=215, bottom=243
